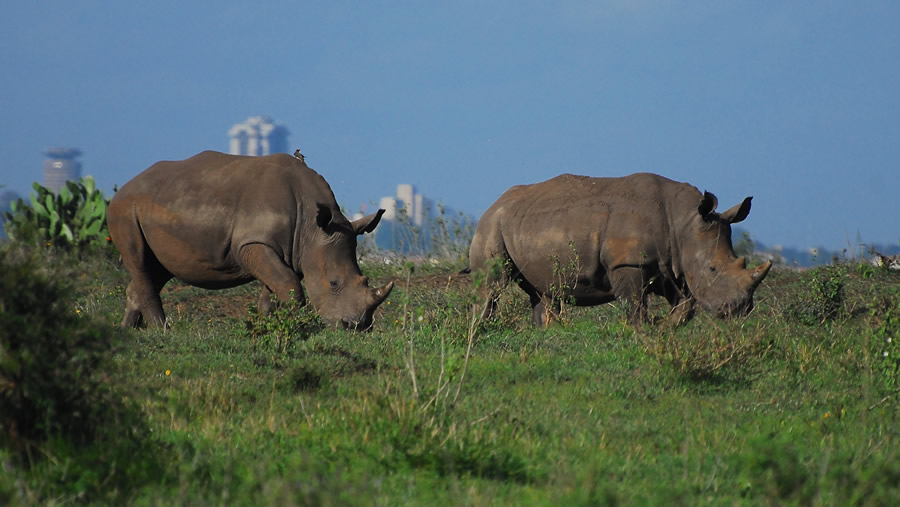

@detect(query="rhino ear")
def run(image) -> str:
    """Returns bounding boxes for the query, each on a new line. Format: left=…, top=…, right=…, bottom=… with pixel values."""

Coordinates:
left=720, top=196, right=752, bottom=224
left=351, top=209, right=386, bottom=235
left=316, top=203, right=334, bottom=230
left=698, top=191, right=718, bottom=220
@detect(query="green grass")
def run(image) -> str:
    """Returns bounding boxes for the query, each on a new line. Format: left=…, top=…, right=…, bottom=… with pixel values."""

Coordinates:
left=2, top=246, right=898, bottom=505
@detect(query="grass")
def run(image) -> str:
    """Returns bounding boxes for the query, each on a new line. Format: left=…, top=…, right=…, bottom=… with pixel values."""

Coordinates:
left=2, top=245, right=899, bottom=505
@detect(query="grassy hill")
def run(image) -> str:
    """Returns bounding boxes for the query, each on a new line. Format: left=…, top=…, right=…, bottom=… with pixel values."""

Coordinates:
left=1, top=246, right=898, bottom=504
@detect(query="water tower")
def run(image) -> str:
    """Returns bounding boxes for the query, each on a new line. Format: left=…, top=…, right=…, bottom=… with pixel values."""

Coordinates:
left=43, top=147, right=82, bottom=193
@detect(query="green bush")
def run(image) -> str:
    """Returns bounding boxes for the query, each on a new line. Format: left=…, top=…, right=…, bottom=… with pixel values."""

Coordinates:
left=788, top=265, right=846, bottom=325
left=871, top=296, right=900, bottom=392
left=0, top=247, right=163, bottom=502
left=242, top=294, right=324, bottom=353
left=0, top=248, right=114, bottom=455
left=2, top=178, right=112, bottom=251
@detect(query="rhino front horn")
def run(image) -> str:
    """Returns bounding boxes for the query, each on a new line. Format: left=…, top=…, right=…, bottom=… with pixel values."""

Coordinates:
left=750, top=260, right=773, bottom=288
left=369, top=281, right=394, bottom=307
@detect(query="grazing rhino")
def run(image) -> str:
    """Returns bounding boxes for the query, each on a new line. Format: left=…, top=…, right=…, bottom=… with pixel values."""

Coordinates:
left=108, top=150, right=393, bottom=330
left=468, top=172, right=772, bottom=325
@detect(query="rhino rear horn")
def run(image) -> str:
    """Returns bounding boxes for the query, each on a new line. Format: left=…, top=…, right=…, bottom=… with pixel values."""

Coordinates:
left=720, top=197, right=753, bottom=224
left=352, top=209, right=386, bottom=235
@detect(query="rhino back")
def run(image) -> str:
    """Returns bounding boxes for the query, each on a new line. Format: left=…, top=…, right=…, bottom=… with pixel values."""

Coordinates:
left=110, top=151, right=336, bottom=285
left=491, top=173, right=696, bottom=292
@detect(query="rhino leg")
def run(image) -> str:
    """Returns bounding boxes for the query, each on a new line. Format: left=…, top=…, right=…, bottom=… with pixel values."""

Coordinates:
left=655, top=277, right=695, bottom=325
left=121, top=269, right=171, bottom=328
left=668, top=298, right=695, bottom=325
left=258, top=285, right=275, bottom=315
left=122, top=289, right=143, bottom=328
left=516, top=278, right=560, bottom=327
left=470, top=256, right=513, bottom=323
left=239, top=244, right=305, bottom=307
left=610, top=266, right=651, bottom=324
left=530, top=293, right=560, bottom=327
left=476, top=287, right=500, bottom=322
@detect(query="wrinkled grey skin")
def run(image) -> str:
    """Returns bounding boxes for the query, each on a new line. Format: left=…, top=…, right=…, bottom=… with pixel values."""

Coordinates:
left=468, top=173, right=772, bottom=326
left=108, top=151, right=393, bottom=330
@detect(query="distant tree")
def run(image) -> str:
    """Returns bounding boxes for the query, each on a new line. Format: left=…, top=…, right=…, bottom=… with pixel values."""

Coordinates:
left=734, top=231, right=755, bottom=258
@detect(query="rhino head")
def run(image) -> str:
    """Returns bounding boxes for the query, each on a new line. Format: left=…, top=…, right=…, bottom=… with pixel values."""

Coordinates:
left=679, top=192, right=772, bottom=318
left=301, top=205, right=393, bottom=330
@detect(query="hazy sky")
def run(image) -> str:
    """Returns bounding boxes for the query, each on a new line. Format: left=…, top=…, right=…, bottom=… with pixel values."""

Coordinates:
left=2, top=1, right=898, bottom=251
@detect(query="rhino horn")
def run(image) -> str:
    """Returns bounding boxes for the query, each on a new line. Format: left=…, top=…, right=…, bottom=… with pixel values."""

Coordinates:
left=368, top=281, right=394, bottom=307
left=749, top=260, right=772, bottom=288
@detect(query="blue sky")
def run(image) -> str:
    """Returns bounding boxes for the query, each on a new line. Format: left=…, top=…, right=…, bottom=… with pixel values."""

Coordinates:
left=2, top=1, right=898, bottom=251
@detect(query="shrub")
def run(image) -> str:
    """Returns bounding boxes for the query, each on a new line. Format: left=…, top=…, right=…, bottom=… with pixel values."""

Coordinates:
left=0, top=248, right=123, bottom=457
left=871, top=297, right=900, bottom=392
left=242, top=294, right=324, bottom=352
left=2, top=178, right=112, bottom=251
left=0, top=247, right=164, bottom=502
left=787, top=265, right=846, bottom=325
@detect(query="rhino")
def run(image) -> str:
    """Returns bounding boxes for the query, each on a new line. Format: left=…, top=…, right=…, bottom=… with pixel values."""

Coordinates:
left=468, top=172, right=772, bottom=325
left=107, top=150, right=393, bottom=330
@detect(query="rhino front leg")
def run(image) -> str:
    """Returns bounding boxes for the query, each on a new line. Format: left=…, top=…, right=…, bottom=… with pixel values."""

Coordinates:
left=667, top=297, right=695, bottom=325
left=240, top=244, right=305, bottom=308
left=258, top=286, right=275, bottom=315
left=256, top=283, right=306, bottom=315
left=610, top=266, right=650, bottom=324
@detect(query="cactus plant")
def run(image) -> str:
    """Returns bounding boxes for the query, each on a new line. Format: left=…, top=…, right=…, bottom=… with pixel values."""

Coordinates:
left=2, top=177, right=112, bottom=251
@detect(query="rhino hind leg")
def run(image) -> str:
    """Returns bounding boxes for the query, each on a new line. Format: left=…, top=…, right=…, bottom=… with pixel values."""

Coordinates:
left=121, top=269, right=172, bottom=328
left=116, top=236, right=172, bottom=328
left=529, top=292, right=560, bottom=327
left=470, top=254, right=514, bottom=323
left=239, top=244, right=305, bottom=307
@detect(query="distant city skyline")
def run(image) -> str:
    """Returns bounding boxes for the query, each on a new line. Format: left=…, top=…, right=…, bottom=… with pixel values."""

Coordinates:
left=228, top=116, right=289, bottom=157
left=376, top=183, right=431, bottom=226
left=2, top=2, right=898, bottom=252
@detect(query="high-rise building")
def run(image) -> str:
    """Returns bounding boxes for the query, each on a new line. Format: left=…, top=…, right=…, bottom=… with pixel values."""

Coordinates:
left=379, top=184, right=431, bottom=226
left=362, top=183, right=472, bottom=254
left=43, top=147, right=82, bottom=193
left=228, top=116, right=290, bottom=156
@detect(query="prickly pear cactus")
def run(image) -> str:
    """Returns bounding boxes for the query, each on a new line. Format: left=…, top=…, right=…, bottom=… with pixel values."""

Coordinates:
left=2, top=177, right=112, bottom=251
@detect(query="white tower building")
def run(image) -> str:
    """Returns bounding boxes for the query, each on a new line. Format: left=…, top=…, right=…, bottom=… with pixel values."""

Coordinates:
left=43, top=147, right=82, bottom=193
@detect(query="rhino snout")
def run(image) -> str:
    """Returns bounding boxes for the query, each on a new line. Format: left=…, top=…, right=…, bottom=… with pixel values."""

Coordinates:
left=321, top=280, right=393, bottom=331
left=713, top=297, right=754, bottom=319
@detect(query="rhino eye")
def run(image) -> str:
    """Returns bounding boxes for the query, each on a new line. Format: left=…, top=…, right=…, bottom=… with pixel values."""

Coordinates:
left=329, top=280, right=339, bottom=289
left=709, top=266, right=717, bottom=273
